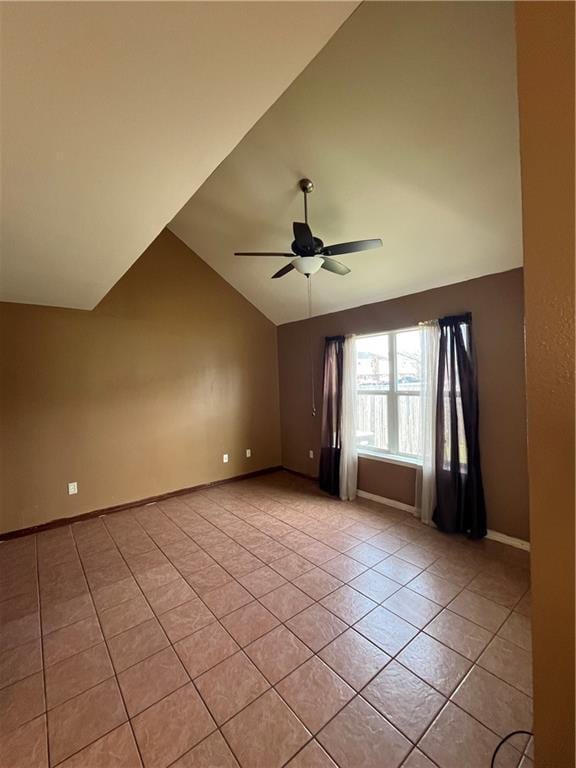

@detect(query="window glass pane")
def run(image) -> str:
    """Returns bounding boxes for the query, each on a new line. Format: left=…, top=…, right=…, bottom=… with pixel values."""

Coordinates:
left=356, top=393, right=388, bottom=451
left=398, top=395, right=421, bottom=455
left=396, top=330, right=422, bottom=392
left=357, top=335, right=389, bottom=391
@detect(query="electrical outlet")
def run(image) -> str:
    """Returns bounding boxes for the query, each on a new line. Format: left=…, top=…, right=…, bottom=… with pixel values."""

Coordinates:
left=245, top=448, right=251, bottom=458
left=223, top=453, right=229, bottom=464
left=68, top=481, right=78, bottom=495
left=308, top=450, right=314, bottom=459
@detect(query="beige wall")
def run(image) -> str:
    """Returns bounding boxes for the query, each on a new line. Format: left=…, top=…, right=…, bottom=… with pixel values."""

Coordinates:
left=516, top=3, right=575, bottom=765
left=278, top=269, right=530, bottom=540
left=357, top=458, right=417, bottom=508
left=0, top=230, right=281, bottom=534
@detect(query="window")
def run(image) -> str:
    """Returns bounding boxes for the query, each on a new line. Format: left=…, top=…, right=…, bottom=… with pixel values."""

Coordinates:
left=356, top=328, right=423, bottom=461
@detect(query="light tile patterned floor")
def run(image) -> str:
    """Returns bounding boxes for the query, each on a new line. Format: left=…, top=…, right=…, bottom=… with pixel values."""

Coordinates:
left=0, top=471, right=533, bottom=768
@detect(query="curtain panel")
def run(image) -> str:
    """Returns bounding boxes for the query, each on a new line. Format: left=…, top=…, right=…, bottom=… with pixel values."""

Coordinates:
left=433, top=313, right=487, bottom=539
left=417, top=321, right=440, bottom=525
left=340, top=335, right=358, bottom=501
left=319, top=336, right=344, bottom=496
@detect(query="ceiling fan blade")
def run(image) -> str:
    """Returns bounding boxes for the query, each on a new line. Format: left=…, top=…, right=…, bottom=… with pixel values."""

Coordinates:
left=322, top=238, right=383, bottom=256
left=271, top=263, right=295, bottom=279
left=293, top=222, right=315, bottom=250
left=321, top=258, right=351, bottom=276
left=235, top=252, right=293, bottom=257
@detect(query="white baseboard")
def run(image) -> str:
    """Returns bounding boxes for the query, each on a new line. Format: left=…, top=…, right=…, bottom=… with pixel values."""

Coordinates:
left=486, top=529, right=531, bottom=551
left=357, top=490, right=531, bottom=551
left=357, top=489, right=417, bottom=515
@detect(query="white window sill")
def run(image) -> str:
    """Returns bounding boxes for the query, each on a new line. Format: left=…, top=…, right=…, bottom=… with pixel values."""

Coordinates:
left=357, top=450, right=422, bottom=469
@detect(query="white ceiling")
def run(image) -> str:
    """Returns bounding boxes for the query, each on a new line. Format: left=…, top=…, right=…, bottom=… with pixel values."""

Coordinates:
left=0, top=2, right=356, bottom=308
left=170, top=1, right=523, bottom=325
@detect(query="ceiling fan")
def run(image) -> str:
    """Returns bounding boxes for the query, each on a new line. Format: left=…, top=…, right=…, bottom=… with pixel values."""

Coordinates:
left=235, top=178, right=383, bottom=279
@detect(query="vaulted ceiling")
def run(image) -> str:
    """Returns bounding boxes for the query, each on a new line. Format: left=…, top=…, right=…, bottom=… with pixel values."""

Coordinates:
left=1, top=2, right=522, bottom=325
left=170, top=2, right=523, bottom=324
left=0, top=1, right=356, bottom=308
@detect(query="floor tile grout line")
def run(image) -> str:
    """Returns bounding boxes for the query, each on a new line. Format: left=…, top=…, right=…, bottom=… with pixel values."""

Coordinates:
left=4, top=476, right=531, bottom=768
left=184, top=656, right=250, bottom=768
left=43, top=647, right=189, bottom=721
left=275, top=690, right=408, bottom=768
left=196, top=483, right=426, bottom=560
left=188, top=491, right=530, bottom=677
left=43, top=666, right=116, bottom=715
left=123, top=676, right=192, bottom=721
left=13, top=606, right=526, bottom=762
left=4, top=528, right=528, bottom=704
left=95, top=508, right=262, bottom=766
left=162, top=488, right=533, bottom=738
left=65, top=525, right=149, bottom=768
left=104, top=498, right=418, bottom=757
left=122, top=486, right=522, bottom=616
left=174, top=486, right=385, bottom=568
left=34, top=534, right=52, bottom=768
left=357, top=675, right=527, bottom=755
left=277, top=737, right=322, bottom=768
left=166, top=590, right=433, bottom=748
left=167, top=667, right=522, bottom=768
left=40, top=498, right=530, bottom=706
left=38, top=592, right=524, bottom=766
left=162, top=727, right=239, bottom=768
left=399, top=744, right=442, bottom=768
left=294, top=484, right=524, bottom=567
left=100, top=507, right=233, bottom=658
left=150, top=493, right=417, bottom=618
left=260, top=603, right=524, bottom=755
left=0, top=549, right=43, bottom=710
left=48, top=679, right=189, bottom=767
left=414, top=698, right=527, bottom=767
left=173, top=479, right=528, bottom=617
left=96, top=517, right=206, bottom=658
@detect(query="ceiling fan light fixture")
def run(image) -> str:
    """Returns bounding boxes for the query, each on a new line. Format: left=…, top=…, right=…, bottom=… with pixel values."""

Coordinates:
left=293, top=256, right=323, bottom=275
left=235, top=178, right=383, bottom=279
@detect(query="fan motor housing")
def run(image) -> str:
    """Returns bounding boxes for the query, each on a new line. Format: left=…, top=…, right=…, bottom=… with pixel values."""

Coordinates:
left=291, top=236, right=324, bottom=257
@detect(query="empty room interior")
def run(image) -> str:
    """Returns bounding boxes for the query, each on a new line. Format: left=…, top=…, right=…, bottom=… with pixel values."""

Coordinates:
left=0, top=3, right=574, bottom=768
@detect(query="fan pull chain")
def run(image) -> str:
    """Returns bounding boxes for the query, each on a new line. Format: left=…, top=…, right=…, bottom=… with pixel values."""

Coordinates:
left=308, top=276, right=317, bottom=417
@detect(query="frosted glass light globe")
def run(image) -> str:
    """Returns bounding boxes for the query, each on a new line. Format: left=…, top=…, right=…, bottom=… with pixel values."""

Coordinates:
left=293, top=256, right=323, bottom=275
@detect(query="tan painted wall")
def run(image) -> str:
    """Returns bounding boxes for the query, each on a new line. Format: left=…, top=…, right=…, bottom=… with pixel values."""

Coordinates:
left=278, top=269, right=530, bottom=540
left=0, top=230, right=281, bottom=534
left=357, top=458, right=417, bottom=508
left=516, top=3, right=575, bottom=765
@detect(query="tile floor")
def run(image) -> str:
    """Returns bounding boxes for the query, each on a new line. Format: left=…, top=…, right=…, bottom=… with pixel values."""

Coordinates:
left=0, top=471, right=533, bottom=768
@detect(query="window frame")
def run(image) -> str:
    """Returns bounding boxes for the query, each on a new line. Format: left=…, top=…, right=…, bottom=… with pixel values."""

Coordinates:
left=356, top=326, right=423, bottom=463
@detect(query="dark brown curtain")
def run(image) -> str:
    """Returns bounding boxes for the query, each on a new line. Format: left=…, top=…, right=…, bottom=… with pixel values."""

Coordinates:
left=319, top=336, right=344, bottom=496
left=433, top=313, right=487, bottom=539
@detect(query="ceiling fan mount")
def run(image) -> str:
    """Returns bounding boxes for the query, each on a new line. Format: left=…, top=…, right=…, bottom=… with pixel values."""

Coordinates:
left=235, top=178, right=383, bottom=278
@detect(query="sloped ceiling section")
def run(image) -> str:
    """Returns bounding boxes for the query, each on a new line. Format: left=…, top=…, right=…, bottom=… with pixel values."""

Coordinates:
left=0, top=2, right=356, bottom=308
left=170, top=2, right=523, bottom=325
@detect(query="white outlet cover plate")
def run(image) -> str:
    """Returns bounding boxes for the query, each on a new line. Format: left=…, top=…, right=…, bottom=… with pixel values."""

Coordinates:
left=68, top=482, right=78, bottom=495
left=246, top=449, right=251, bottom=458
left=223, top=454, right=229, bottom=463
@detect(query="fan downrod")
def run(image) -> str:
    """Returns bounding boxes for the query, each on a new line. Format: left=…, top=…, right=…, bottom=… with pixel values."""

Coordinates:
left=299, top=178, right=314, bottom=194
